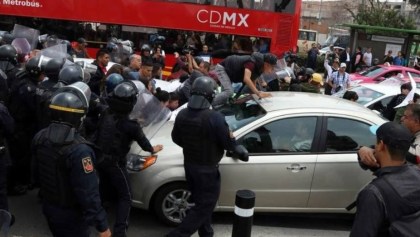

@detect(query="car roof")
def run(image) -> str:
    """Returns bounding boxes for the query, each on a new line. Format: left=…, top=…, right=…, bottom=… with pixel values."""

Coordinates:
left=255, top=91, right=375, bottom=114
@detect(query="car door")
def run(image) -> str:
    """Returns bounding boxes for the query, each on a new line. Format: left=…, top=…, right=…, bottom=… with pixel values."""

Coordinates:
left=308, top=116, right=376, bottom=209
left=218, top=116, right=319, bottom=209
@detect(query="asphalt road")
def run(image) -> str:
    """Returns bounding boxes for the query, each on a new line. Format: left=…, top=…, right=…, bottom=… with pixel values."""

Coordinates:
left=7, top=190, right=353, bottom=237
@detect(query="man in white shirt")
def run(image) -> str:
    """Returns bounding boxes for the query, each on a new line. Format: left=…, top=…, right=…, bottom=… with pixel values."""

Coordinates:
left=363, top=47, right=373, bottom=67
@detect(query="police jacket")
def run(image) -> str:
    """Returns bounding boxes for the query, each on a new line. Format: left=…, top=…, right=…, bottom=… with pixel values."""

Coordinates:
left=31, top=123, right=109, bottom=232
left=172, top=107, right=237, bottom=166
left=95, top=108, right=154, bottom=165
left=0, top=102, right=14, bottom=164
left=219, top=55, right=260, bottom=83
left=8, top=74, right=38, bottom=136
left=350, top=164, right=420, bottom=237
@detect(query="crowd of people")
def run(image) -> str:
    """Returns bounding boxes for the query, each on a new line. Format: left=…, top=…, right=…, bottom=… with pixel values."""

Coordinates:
left=1, top=24, right=420, bottom=236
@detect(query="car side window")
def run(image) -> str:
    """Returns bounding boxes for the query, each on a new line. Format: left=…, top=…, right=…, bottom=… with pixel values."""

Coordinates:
left=383, top=70, right=402, bottom=78
left=238, top=117, right=317, bottom=154
left=326, top=117, right=375, bottom=152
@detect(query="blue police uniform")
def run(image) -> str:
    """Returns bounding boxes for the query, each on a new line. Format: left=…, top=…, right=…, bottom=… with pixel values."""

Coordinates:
left=32, top=123, right=109, bottom=237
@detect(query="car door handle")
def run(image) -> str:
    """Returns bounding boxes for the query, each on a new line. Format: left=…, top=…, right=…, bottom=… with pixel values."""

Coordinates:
left=286, top=164, right=307, bottom=172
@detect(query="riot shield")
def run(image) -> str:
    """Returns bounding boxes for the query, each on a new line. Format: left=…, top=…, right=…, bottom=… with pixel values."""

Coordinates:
left=11, top=38, right=31, bottom=56
left=11, top=24, right=40, bottom=50
left=129, top=80, right=171, bottom=138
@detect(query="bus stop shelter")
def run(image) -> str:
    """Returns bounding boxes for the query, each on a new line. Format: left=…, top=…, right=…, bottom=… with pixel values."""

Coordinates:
left=342, top=23, right=420, bottom=66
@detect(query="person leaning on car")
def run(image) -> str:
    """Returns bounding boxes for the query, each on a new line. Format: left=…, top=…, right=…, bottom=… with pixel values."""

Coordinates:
left=358, top=104, right=420, bottom=170
left=166, top=76, right=248, bottom=237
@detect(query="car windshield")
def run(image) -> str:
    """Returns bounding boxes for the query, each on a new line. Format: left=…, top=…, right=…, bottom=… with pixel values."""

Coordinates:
left=359, top=66, right=386, bottom=77
left=216, top=100, right=267, bottom=132
left=351, top=86, right=385, bottom=106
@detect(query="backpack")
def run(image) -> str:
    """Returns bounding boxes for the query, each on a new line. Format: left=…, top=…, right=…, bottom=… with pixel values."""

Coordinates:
left=372, top=176, right=420, bottom=237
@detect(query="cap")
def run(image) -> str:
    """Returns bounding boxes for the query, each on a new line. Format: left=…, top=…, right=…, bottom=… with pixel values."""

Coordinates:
left=370, top=122, right=412, bottom=150
left=77, top=38, right=87, bottom=45
left=340, top=62, right=347, bottom=68
left=311, top=73, right=323, bottom=86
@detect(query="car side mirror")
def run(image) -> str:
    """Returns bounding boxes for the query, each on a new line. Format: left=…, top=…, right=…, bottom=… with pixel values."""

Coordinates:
left=226, top=145, right=249, bottom=162
left=374, top=77, right=386, bottom=82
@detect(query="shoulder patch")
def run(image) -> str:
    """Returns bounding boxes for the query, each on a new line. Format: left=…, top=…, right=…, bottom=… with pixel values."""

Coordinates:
left=82, top=157, right=94, bottom=173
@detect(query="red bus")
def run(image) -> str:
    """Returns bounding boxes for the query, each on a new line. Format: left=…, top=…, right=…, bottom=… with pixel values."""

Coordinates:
left=0, top=0, right=301, bottom=69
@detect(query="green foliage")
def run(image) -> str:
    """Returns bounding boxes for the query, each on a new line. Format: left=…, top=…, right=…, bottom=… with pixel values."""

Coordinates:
left=346, top=0, right=416, bottom=36
left=408, top=0, right=420, bottom=12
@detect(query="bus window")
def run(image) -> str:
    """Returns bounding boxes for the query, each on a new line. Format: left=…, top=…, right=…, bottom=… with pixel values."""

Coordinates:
left=1, top=0, right=302, bottom=59
left=297, top=29, right=318, bottom=53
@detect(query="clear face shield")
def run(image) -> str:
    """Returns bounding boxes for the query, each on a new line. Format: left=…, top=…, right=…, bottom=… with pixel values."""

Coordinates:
left=54, top=81, right=91, bottom=111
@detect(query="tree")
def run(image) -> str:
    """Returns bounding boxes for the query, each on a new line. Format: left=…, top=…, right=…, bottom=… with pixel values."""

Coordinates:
left=344, top=0, right=416, bottom=34
left=408, top=0, right=420, bottom=12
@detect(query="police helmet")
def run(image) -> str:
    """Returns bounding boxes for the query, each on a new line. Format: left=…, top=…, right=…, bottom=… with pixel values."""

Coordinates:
left=263, top=53, right=278, bottom=66
left=305, top=68, right=314, bottom=76
left=107, top=81, right=138, bottom=114
left=25, top=55, right=44, bottom=77
left=141, top=44, right=151, bottom=52
left=105, top=73, right=124, bottom=95
left=0, top=44, right=18, bottom=65
left=189, top=76, right=216, bottom=109
left=58, top=65, right=84, bottom=85
left=49, top=83, right=90, bottom=128
left=44, top=58, right=64, bottom=82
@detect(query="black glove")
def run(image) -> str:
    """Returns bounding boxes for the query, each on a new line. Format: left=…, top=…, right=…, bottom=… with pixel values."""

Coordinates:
left=231, top=145, right=249, bottom=162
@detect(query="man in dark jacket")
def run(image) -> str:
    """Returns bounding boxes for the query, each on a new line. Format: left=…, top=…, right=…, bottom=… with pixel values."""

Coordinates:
left=89, top=49, right=110, bottom=95
left=351, top=122, right=420, bottom=236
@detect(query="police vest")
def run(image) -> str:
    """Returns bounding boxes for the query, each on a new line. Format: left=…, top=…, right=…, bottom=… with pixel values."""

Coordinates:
left=33, top=132, right=90, bottom=208
left=94, top=109, right=124, bottom=164
left=176, top=109, right=225, bottom=166
left=220, top=55, right=259, bottom=83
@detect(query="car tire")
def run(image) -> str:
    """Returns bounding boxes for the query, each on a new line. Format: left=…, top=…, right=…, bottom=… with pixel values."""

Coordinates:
left=153, top=182, right=194, bottom=226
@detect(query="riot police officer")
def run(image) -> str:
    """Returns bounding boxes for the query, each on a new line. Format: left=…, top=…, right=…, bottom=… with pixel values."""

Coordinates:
left=0, top=44, right=20, bottom=92
left=7, top=55, right=45, bottom=194
left=166, top=76, right=248, bottom=237
left=0, top=69, right=14, bottom=231
left=94, top=81, right=163, bottom=237
left=31, top=82, right=111, bottom=237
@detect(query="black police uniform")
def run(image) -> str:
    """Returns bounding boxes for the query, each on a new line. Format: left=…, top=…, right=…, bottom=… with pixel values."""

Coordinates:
left=0, top=101, right=14, bottom=212
left=7, top=71, right=39, bottom=191
left=167, top=77, right=239, bottom=237
left=94, top=82, right=154, bottom=237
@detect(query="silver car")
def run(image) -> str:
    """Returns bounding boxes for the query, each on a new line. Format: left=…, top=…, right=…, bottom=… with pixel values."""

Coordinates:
left=128, top=92, right=386, bottom=226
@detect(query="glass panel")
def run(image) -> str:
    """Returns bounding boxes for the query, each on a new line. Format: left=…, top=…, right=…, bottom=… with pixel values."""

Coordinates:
left=326, top=117, right=375, bottom=152
left=238, top=117, right=317, bottom=154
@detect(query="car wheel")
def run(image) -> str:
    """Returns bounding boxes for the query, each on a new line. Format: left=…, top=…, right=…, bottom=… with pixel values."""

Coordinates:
left=153, top=182, right=194, bottom=226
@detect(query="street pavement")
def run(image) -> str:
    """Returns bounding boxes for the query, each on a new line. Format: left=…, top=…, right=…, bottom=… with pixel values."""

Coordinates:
left=7, top=190, right=353, bottom=237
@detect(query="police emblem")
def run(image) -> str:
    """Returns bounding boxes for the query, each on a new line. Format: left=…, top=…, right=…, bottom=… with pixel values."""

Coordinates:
left=82, top=157, right=94, bottom=173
